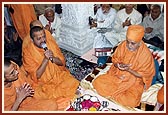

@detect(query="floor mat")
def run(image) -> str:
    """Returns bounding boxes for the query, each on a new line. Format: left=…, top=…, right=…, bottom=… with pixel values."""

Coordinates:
left=61, top=48, right=98, bottom=81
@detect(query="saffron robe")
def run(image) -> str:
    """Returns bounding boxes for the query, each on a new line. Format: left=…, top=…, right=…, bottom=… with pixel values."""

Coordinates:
left=22, top=30, right=79, bottom=100
left=93, top=41, right=155, bottom=107
left=4, top=66, right=58, bottom=111
left=157, top=86, right=164, bottom=104
left=9, top=4, right=37, bottom=39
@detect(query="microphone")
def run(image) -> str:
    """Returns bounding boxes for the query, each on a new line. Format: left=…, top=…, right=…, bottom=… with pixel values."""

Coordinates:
left=41, top=43, right=53, bottom=63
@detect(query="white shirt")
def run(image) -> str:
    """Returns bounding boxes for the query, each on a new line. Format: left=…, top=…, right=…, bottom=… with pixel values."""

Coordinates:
left=113, top=8, right=142, bottom=34
left=142, top=14, right=164, bottom=42
left=104, top=8, right=142, bottom=45
left=95, top=7, right=117, bottom=28
left=39, top=13, right=61, bottom=39
left=93, top=7, right=117, bottom=48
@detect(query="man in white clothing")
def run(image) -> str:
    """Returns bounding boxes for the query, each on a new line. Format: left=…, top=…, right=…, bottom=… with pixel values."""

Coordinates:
left=90, top=4, right=117, bottom=49
left=142, top=4, right=164, bottom=50
left=89, top=4, right=116, bottom=66
left=104, top=4, right=142, bottom=46
left=39, top=7, right=61, bottom=41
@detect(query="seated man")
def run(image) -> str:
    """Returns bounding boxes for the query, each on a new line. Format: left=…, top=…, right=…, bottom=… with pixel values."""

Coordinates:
left=4, top=58, right=58, bottom=111
left=92, top=25, right=155, bottom=108
left=39, top=7, right=61, bottom=41
left=22, top=20, right=60, bottom=55
left=104, top=4, right=142, bottom=47
left=141, top=4, right=164, bottom=50
left=22, top=26, right=79, bottom=102
left=89, top=4, right=117, bottom=66
left=90, top=4, right=117, bottom=48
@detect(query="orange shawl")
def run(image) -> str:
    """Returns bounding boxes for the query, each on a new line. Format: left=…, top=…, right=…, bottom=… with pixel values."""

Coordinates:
left=157, top=86, right=164, bottom=104
left=9, top=4, right=37, bottom=39
left=93, top=41, right=155, bottom=107
left=22, top=30, right=79, bottom=100
left=4, top=66, right=58, bottom=111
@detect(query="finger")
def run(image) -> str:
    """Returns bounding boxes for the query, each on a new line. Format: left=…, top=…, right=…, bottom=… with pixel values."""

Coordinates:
left=126, top=17, right=129, bottom=21
left=28, top=87, right=34, bottom=93
left=16, top=87, right=19, bottom=93
left=24, top=83, right=30, bottom=89
left=22, top=82, right=27, bottom=88
left=27, top=90, right=35, bottom=97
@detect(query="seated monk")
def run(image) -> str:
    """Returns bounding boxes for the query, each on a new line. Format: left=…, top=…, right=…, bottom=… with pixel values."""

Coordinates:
left=22, top=20, right=65, bottom=66
left=22, top=26, right=79, bottom=106
left=4, top=58, right=58, bottom=111
left=92, top=25, right=155, bottom=107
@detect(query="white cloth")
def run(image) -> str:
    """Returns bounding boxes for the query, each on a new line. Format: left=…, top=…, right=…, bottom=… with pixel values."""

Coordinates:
left=104, top=8, right=142, bottom=46
left=95, top=7, right=117, bottom=28
left=39, top=13, right=61, bottom=39
left=141, top=83, right=163, bottom=106
left=142, top=14, right=164, bottom=42
left=93, top=7, right=117, bottom=48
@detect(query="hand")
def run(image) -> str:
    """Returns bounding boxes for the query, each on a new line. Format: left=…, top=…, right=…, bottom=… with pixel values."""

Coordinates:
left=45, top=25, right=52, bottom=33
left=44, top=49, right=54, bottom=61
left=45, top=25, right=50, bottom=30
left=145, top=27, right=153, bottom=33
left=90, top=22, right=97, bottom=28
left=16, top=83, right=34, bottom=103
left=117, top=63, right=132, bottom=71
left=123, top=17, right=131, bottom=27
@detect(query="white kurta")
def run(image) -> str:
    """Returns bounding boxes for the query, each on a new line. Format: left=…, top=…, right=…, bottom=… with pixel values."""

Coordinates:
left=142, top=14, right=164, bottom=42
left=93, top=7, right=117, bottom=48
left=39, top=13, right=61, bottom=40
left=104, top=8, right=142, bottom=46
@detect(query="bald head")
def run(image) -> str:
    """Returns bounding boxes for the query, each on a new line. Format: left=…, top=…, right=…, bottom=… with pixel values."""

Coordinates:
left=30, top=20, right=43, bottom=29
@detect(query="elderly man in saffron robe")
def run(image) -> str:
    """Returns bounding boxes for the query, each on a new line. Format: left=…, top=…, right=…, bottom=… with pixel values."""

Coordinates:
left=92, top=25, right=155, bottom=107
left=4, top=59, right=58, bottom=111
left=22, top=26, right=79, bottom=102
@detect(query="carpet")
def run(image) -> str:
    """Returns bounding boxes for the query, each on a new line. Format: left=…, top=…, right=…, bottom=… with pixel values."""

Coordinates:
left=61, top=48, right=98, bottom=81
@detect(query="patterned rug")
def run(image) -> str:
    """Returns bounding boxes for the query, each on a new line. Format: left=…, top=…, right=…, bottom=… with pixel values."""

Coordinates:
left=61, top=48, right=98, bottom=81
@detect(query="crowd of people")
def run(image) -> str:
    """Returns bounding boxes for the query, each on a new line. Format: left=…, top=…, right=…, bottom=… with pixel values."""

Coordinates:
left=3, top=4, right=164, bottom=111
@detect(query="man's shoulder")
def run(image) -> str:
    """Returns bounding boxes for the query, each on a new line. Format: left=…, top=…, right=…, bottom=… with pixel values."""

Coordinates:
left=133, top=8, right=142, bottom=16
left=143, top=15, right=150, bottom=22
left=109, top=8, right=117, bottom=15
left=39, top=14, right=45, bottom=18
left=39, top=14, right=47, bottom=21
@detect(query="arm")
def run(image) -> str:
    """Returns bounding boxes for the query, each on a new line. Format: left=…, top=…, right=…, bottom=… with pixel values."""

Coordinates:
left=127, top=68, right=142, bottom=78
left=97, top=10, right=117, bottom=28
left=11, top=83, right=34, bottom=111
left=113, top=13, right=125, bottom=32
left=52, top=56, right=63, bottom=66
left=45, top=30, right=66, bottom=66
left=114, top=62, right=142, bottom=78
left=36, top=57, right=49, bottom=79
left=36, top=49, right=63, bottom=79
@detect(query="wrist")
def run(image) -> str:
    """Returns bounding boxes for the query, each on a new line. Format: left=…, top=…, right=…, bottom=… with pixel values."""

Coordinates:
left=16, top=97, right=22, bottom=104
left=44, top=57, right=49, bottom=63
